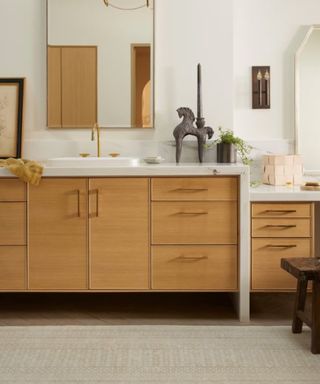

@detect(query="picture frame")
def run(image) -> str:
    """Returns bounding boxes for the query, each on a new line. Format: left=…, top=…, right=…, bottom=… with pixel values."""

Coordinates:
left=0, top=78, right=24, bottom=159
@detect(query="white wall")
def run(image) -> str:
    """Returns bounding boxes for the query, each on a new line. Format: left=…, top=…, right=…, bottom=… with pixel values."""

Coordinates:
left=234, top=0, right=320, bottom=140
left=1, top=0, right=320, bottom=159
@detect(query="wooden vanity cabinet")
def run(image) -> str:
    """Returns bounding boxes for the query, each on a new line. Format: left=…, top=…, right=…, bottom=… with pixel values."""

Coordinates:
left=89, top=178, right=149, bottom=289
left=151, top=177, right=239, bottom=291
left=0, top=179, right=27, bottom=290
left=29, top=178, right=88, bottom=290
left=251, top=202, right=314, bottom=291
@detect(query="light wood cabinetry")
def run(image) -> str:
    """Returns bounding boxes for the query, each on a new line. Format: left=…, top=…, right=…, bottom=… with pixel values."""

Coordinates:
left=89, top=178, right=149, bottom=289
left=47, top=46, right=97, bottom=128
left=0, top=179, right=26, bottom=202
left=0, top=203, right=26, bottom=245
left=151, top=177, right=239, bottom=291
left=0, top=247, right=26, bottom=290
left=251, top=202, right=314, bottom=291
left=152, top=245, right=238, bottom=290
left=29, top=179, right=88, bottom=290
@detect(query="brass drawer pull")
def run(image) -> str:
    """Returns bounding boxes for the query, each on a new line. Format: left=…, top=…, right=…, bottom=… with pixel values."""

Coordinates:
left=176, top=255, right=208, bottom=261
left=95, top=189, right=99, bottom=218
left=76, top=190, right=81, bottom=217
left=264, top=210, right=297, bottom=214
left=173, top=188, right=208, bottom=192
left=266, top=244, right=297, bottom=248
left=265, top=225, right=297, bottom=228
left=177, top=211, right=209, bottom=215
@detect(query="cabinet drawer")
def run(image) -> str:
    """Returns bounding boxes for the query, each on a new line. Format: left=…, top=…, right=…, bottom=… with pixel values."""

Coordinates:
left=151, top=177, right=238, bottom=201
left=152, top=245, right=238, bottom=290
left=0, top=246, right=26, bottom=290
left=152, top=201, right=237, bottom=244
left=252, top=203, right=311, bottom=218
left=0, top=179, right=26, bottom=202
left=0, top=203, right=26, bottom=245
left=251, top=218, right=311, bottom=238
left=251, top=238, right=311, bottom=290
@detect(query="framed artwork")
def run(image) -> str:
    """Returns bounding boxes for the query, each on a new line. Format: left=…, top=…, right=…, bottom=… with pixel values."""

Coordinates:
left=0, top=78, right=24, bottom=159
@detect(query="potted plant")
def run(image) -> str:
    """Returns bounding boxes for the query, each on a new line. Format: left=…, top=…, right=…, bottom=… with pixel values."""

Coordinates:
left=213, top=127, right=252, bottom=164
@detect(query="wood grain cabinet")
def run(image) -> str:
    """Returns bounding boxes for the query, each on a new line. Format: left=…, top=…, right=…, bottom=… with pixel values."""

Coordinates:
left=251, top=202, right=314, bottom=291
left=0, top=179, right=27, bottom=290
left=151, top=177, right=239, bottom=291
left=47, top=46, right=97, bottom=128
left=29, top=179, right=88, bottom=290
left=89, top=178, right=149, bottom=289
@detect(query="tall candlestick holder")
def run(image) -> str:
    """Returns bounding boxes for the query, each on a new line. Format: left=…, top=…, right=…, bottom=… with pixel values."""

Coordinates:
left=252, top=66, right=271, bottom=109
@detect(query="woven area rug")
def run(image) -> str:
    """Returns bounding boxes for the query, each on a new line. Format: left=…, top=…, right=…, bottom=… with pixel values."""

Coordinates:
left=0, top=326, right=319, bottom=383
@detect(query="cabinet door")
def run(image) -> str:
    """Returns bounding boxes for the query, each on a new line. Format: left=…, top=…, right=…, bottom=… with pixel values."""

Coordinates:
left=90, top=178, right=149, bottom=289
left=61, top=46, right=97, bottom=128
left=29, top=179, right=88, bottom=290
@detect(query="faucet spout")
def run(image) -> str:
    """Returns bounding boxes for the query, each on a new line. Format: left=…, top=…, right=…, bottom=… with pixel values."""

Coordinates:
left=91, top=123, right=101, bottom=158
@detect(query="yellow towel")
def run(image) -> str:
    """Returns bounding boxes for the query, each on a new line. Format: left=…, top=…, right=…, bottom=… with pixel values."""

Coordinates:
left=0, top=158, right=43, bottom=186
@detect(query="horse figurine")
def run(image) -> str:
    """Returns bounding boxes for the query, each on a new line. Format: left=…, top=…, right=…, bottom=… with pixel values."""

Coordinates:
left=173, top=107, right=214, bottom=163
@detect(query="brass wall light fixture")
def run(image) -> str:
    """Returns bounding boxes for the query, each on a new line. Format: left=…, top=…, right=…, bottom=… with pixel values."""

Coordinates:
left=252, top=66, right=271, bottom=109
left=103, top=0, right=150, bottom=10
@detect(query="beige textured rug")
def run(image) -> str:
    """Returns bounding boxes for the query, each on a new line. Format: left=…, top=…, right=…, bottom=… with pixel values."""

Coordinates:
left=0, top=326, right=319, bottom=383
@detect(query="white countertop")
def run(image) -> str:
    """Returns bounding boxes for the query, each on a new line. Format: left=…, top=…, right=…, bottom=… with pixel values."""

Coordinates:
left=0, top=162, right=249, bottom=177
left=250, top=184, right=320, bottom=201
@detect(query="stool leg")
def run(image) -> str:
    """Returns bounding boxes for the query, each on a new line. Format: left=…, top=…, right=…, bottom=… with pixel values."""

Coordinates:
left=292, top=277, right=308, bottom=334
left=311, top=279, right=320, bottom=354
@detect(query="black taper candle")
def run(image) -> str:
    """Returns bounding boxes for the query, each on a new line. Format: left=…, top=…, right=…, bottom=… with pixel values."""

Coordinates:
left=197, top=63, right=203, bottom=119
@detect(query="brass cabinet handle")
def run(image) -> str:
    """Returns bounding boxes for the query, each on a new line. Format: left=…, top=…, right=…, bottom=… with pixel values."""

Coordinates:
left=265, top=224, right=297, bottom=228
left=177, top=211, right=208, bottom=215
left=266, top=244, right=297, bottom=249
left=77, top=189, right=81, bottom=217
left=173, top=188, right=208, bottom=192
left=176, top=255, right=208, bottom=261
left=264, top=210, right=297, bottom=214
left=94, top=189, right=99, bottom=218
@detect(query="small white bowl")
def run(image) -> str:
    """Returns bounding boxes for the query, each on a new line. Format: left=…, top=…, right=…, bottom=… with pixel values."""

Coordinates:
left=143, top=156, right=165, bottom=164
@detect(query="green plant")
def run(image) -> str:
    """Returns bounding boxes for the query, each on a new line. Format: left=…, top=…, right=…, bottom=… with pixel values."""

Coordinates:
left=206, top=127, right=253, bottom=165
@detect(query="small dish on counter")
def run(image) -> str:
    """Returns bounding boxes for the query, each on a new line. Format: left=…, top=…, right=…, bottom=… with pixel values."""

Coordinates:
left=143, top=156, right=165, bottom=164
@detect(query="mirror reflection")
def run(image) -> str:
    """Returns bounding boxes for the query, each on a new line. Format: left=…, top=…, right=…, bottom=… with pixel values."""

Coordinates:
left=47, top=0, right=154, bottom=129
left=296, top=26, right=320, bottom=172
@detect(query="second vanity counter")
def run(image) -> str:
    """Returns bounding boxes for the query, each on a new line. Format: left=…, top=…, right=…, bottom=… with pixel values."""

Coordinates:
left=250, top=184, right=320, bottom=202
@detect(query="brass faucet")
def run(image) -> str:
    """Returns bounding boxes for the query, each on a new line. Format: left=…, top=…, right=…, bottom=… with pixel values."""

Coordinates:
left=91, top=123, right=101, bottom=158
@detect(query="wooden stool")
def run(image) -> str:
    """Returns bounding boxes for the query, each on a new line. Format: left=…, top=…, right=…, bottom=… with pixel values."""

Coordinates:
left=281, top=258, right=320, bottom=354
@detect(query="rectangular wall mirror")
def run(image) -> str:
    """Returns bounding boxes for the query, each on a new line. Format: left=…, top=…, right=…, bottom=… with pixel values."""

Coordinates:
left=47, top=0, right=154, bottom=129
left=295, top=25, right=320, bottom=174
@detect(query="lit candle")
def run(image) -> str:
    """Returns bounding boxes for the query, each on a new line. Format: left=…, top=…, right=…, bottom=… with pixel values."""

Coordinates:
left=257, top=70, right=262, bottom=106
left=264, top=70, right=270, bottom=107
left=197, top=63, right=203, bottom=119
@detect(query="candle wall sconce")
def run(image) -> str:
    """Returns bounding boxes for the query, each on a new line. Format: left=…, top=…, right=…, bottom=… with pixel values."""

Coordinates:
left=252, top=66, right=270, bottom=109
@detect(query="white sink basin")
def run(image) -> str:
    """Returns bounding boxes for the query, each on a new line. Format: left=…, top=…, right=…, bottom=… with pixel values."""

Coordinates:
left=46, top=157, right=140, bottom=168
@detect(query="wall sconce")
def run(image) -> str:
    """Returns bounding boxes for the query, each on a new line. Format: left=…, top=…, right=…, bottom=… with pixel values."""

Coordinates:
left=252, top=66, right=271, bottom=109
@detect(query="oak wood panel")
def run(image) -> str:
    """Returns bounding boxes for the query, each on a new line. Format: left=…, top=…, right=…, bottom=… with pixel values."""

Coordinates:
left=29, top=179, right=88, bottom=289
left=47, top=46, right=62, bottom=127
left=0, top=203, right=26, bottom=245
left=61, top=46, right=97, bottom=128
left=90, top=178, right=149, bottom=289
left=152, top=177, right=238, bottom=201
left=251, top=238, right=312, bottom=290
left=152, top=245, right=238, bottom=290
left=152, top=201, right=237, bottom=245
left=0, top=246, right=26, bottom=290
left=252, top=203, right=311, bottom=218
left=252, top=218, right=311, bottom=238
left=0, top=179, right=26, bottom=202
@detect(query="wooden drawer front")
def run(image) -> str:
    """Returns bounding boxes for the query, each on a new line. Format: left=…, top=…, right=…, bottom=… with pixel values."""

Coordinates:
left=0, top=246, right=26, bottom=290
left=0, top=203, right=26, bottom=245
left=151, top=177, right=238, bottom=201
left=252, top=203, right=311, bottom=218
left=251, top=238, right=311, bottom=290
left=152, top=245, right=238, bottom=290
left=0, top=179, right=26, bottom=202
left=252, top=218, right=311, bottom=238
left=152, top=202, right=237, bottom=245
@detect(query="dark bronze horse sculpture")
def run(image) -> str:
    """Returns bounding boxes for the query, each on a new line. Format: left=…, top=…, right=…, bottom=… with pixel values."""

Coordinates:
left=173, top=107, right=214, bottom=163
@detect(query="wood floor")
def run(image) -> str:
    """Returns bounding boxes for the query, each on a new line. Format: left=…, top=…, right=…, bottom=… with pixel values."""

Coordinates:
left=0, top=292, right=309, bottom=326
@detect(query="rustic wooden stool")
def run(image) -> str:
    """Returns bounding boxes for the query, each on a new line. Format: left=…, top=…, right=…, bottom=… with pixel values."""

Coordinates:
left=281, top=258, right=320, bottom=354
